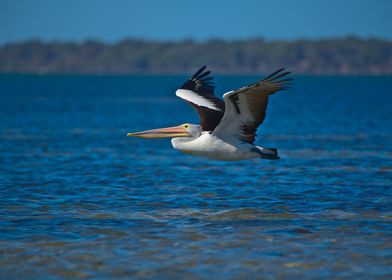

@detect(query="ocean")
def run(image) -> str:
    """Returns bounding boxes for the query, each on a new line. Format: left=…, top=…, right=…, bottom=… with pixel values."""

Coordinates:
left=0, top=74, right=391, bottom=279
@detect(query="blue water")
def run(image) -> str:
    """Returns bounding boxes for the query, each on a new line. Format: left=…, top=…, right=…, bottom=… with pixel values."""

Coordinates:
left=0, top=74, right=391, bottom=279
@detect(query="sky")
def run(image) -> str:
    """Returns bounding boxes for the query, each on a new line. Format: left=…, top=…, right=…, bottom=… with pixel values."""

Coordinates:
left=1, top=0, right=392, bottom=44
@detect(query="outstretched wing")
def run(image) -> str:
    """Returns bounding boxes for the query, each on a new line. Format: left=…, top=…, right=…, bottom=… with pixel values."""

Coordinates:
left=212, top=68, right=292, bottom=144
left=176, top=66, right=225, bottom=131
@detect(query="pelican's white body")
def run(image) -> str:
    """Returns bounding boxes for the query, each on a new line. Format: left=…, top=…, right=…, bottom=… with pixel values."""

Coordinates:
left=171, top=132, right=267, bottom=161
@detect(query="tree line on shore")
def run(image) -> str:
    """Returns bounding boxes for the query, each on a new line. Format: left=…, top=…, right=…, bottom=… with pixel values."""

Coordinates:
left=1, top=37, right=391, bottom=74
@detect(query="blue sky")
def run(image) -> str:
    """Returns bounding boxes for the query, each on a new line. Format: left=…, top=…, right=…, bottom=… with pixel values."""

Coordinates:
left=1, top=0, right=391, bottom=44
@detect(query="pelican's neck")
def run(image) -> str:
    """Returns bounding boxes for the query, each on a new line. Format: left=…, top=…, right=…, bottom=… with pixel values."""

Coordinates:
left=171, top=137, right=196, bottom=151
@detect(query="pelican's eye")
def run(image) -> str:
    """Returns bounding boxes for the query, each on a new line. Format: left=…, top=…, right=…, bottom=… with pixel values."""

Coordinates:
left=184, top=124, right=189, bottom=129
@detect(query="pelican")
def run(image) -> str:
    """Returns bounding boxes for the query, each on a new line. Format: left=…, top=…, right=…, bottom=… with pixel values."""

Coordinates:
left=127, top=66, right=292, bottom=161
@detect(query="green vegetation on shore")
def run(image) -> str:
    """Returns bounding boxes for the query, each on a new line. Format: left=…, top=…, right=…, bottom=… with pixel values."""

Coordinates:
left=1, top=37, right=391, bottom=74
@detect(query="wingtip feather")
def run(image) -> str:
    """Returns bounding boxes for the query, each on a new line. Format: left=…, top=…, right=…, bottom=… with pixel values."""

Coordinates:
left=192, top=65, right=207, bottom=79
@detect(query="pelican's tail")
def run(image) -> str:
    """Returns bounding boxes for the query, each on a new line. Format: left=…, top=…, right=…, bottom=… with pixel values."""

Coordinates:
left=254, top=147, right=280, bottom=160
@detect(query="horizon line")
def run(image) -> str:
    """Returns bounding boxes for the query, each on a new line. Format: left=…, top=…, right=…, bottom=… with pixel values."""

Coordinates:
left=2, top=34, right=392, bottom=46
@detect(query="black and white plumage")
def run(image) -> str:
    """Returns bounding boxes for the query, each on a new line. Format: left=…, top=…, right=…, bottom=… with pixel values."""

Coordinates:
left=175, top=65, right=224, bottom=131
left=213, top=68, right=292, bottom=144
left=128, top=66, right=292, bottom=161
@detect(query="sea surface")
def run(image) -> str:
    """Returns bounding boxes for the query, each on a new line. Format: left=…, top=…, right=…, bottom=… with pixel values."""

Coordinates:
left=0, top=74, right=391, bottom=279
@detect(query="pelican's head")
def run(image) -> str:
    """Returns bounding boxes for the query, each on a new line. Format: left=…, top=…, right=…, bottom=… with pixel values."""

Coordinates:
left=127, top=123, right=201, bottom=139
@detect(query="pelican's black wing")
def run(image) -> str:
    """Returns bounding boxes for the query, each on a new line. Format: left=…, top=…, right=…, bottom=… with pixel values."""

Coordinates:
left=175, top=66, right=225, bottom=131
left=213, top=68, right=292, bottom=144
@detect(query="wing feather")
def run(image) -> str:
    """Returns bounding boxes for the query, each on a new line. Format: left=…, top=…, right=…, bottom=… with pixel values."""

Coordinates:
left=212, top=69, right=292, bottom=144
left=175, top=66, right=225, bottom=131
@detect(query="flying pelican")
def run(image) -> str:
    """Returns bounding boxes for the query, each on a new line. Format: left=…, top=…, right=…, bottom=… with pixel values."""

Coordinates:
left=127, top=66, right=292, bottom=161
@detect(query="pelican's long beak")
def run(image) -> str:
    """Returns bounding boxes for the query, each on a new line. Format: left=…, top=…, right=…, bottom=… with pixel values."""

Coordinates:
left=127, top=125, right=190, bottom=138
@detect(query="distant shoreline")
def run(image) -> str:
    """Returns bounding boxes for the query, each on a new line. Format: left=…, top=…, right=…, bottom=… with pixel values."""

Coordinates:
left=2, top=72, right=392, bottom=78
left=1, top=37, right=391, bottom=75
